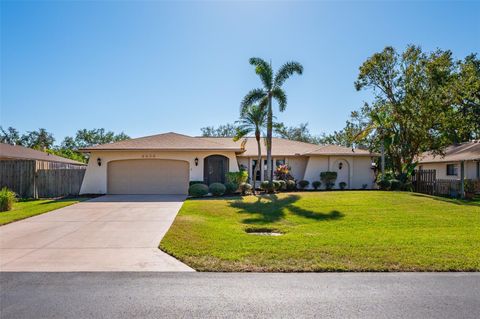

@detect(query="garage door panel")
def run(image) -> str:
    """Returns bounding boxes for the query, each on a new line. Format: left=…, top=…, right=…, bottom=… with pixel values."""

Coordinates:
left=108, top=159, right=189, bottom=195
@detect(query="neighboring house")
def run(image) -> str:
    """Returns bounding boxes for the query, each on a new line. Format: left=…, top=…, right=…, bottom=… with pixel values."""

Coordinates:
left=0, top=143, right=86, bottom=198
left=79, top=132, right=377, bottom=195
left=418, top=140, right=480, bottom=180
left=0, top=143, right=85, bottom=165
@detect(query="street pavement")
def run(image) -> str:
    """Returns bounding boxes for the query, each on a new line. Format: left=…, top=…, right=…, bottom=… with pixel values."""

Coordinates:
left=1, top=272, right=479, bottom=318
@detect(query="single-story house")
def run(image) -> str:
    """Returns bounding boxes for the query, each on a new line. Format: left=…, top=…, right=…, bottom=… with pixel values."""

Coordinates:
left=79, top=132, right=378, bottom=195
left=418, top=140, right=480, bottom=180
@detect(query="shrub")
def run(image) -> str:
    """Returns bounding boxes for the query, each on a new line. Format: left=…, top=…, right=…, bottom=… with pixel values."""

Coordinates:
left=224, top=182, right=237, bottom=195
left=188, top=183, right=209, bottom=197
left=209, top=183, right=226, bottom=196
left=402, top=181, right=413, bottom=192
left=0, top=187, right=16, bottom=212
left=286, top=180, right=296, bottom=191
left=389, top=179, right=402, bottom=191
left=239, top=182, right=253, bottom=195
left=320, top=171, right=337, bottom=190
left=189, top=181, right=204, bottom=186
left=274, top=164, right=294, bottom=181
left=276, top=180, right=287, bottom=191
left=377, top=179, right=391, bottom=190
left=298, top=180, right=309, bottom=190
left=312, top=181, right=321, bottom=190
left=362, top=184, right=368, bottom=190
left=226, top=171, right=248, bottom=186
left=260, top=181, right=273, bottom=192
left=272, top=180, right=281, bottom=191
left=339, top=182, right=347, bottom=190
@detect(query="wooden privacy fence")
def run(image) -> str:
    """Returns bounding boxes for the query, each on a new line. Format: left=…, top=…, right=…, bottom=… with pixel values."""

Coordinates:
left=412, top=169, right=436, bottom=195
left=0, top=160, right=86, bottom=198
left=412, top=169, right=480, bottom=197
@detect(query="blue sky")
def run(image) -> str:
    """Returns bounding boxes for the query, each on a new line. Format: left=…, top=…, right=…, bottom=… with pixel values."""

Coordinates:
left=1, top=1, right=479, bottom=143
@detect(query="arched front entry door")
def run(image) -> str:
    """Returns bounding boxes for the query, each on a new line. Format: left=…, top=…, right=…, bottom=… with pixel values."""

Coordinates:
left=204, top=155, right=229, bottom=185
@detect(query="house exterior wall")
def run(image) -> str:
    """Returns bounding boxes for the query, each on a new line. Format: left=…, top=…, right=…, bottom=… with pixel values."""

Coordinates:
left=303, top=155, right=375, bottom=189
left=420, top=160, right=479, bottom=180
left=286, top=156, right=308, bottom=181
left=80, top=150, right=239, bottom=194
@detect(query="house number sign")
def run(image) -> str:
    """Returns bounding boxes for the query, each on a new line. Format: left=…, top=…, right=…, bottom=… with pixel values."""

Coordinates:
left=141, top=154, right=156, bottom=158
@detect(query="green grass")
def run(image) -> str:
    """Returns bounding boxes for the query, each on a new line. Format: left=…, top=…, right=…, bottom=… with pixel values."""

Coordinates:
left=0, top=197, right=88, bottom=225
left=160, top=191, right=480, bottom=272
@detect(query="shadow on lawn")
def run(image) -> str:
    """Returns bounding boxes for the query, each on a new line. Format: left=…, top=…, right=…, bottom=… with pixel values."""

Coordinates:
left=410, top=193, right=480, bottom=207
left=230, top=194, right=344, bottom=224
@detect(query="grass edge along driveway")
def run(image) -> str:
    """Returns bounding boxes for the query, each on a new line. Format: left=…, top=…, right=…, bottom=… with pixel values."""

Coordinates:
left=0, top=197, right=89, bottom=226
left=160, top=191, right=480, bottom=272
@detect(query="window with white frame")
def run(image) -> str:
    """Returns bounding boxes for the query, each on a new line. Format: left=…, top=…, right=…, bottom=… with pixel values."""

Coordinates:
left=446, top=164, right=458, bottom=176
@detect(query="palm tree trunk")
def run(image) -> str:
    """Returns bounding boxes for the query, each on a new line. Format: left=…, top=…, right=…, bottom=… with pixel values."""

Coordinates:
left=255, top=135, right=261, bottom=194
left=266, top=97, right=273, bottom=182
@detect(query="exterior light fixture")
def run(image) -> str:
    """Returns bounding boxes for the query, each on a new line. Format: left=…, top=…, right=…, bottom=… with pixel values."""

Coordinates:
left=338, top=162, right=343, bottom=170
left=97, top=158, right=102, bottom=166
left=194, top=157, right=199, bottom=166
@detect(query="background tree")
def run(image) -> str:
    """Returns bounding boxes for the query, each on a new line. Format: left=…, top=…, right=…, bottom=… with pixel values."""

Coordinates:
left=233, top=104, right=267, bottom=190
left=241, top=58, right=303, bottom=181
left=20, top=128, right=55, bottom=150
left=200, top=123, right=237, bottom=137
left=353, top=45, right=476, bottom=177
left=0, top=126, right=22, bottom=145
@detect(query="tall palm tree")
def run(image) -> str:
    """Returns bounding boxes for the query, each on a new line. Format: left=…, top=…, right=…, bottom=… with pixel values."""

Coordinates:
left=241, top=58, right=303, bottom=181
left=233, top=104, right=267, bottom=191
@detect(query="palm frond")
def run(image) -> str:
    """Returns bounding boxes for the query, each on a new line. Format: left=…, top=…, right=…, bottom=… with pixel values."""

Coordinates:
left=233, top=127, right=251, bottom=142
left=274, top=61, right=303, bottom=87
left=240, top=88, right=266, bottom=115
left=249, top=57, right=273, bottom=90
left=272, top=87, right=287, bottom=111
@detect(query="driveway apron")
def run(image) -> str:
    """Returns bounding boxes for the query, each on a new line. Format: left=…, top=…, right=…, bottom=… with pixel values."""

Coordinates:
left=0, top=195, right=194, bottom=272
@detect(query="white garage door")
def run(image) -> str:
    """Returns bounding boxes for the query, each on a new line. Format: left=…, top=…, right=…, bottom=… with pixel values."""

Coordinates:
left=107, top=159, right=189, bottom=195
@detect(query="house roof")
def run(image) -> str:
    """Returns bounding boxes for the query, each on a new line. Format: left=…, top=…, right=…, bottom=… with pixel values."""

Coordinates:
left=418, top=140, right=480, bottom=163
left=201, top=137, right=375, bottom=157
left=81, top=132, right=377, bottom=157
left=79, top=132, right=243, bottom=152
left=0, top=143, right=86, bottom=165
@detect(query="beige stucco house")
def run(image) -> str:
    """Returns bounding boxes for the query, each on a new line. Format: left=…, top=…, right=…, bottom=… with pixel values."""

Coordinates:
left=79, top=132, right=377, bottom=195
left=418, top=140, right=480, bottom=180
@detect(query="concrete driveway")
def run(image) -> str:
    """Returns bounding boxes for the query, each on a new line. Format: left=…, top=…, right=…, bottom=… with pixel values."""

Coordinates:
left=0, top=195, right=193, bottom=272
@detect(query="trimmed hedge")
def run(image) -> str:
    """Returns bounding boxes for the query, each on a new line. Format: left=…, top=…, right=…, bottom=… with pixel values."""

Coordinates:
left=209, top=183, right=226, bottom=196
left=312, top=181, right=321, bottom=190
left=224, top=182, right=237, bottom=195
left=339, top=182, right=347, bottom=190
left=286, top=180, right=296, bottom=191
left=320, top=171, right=337, bottom=190
left=298, top=180, right=309, bottom=190
left=189, top=181, right=205, bottom=186
left=188, top=183, right=209, bottom=197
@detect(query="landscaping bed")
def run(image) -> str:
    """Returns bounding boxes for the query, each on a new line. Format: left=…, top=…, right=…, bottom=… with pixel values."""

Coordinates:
left=160, top=191, right=480, bottom=272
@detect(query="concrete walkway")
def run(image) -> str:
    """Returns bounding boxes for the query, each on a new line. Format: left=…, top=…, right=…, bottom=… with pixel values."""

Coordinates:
left=0, top=195, right=194, bottom=272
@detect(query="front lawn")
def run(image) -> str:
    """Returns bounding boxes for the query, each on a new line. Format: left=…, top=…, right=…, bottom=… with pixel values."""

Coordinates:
left=0, top=197, right=88, bottom=225
left=160, top=191, right=480, bottom=272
